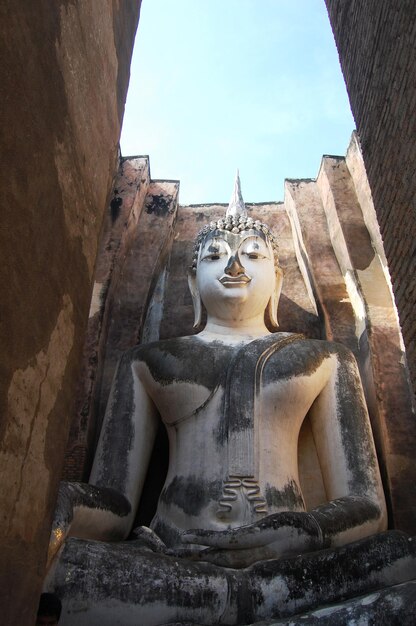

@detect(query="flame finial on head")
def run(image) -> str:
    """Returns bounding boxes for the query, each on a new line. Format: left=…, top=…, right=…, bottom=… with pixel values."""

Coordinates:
left=226, top=169, right=247, bottom=218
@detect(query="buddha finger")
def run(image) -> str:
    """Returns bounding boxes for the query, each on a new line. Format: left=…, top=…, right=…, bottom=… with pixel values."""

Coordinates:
left=131, top=526, right=168, bottom=553
left=182, top=512, right=321, bottom=550
left=181, top=524, right=266, bottom=549
left=196, top=545, right=276, bottom=568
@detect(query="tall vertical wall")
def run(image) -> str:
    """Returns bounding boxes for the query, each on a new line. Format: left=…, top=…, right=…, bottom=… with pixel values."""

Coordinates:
left=0, top=2, right=141, bottom=624
left=325, top=0, right=416, bottom=403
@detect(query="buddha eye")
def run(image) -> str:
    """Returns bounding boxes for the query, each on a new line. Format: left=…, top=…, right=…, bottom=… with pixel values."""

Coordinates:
left=242, top=250, right=265, bottom=260
left=240, top=238, right=269, bottom=260
left=202, top=252, right=222, bottom=261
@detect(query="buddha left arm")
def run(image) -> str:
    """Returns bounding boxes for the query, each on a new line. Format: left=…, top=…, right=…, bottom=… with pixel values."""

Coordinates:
left=307, top=344, right=387, bottom=546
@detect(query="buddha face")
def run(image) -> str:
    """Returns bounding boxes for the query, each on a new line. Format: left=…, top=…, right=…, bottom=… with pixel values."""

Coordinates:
left=195, top=229, right=278, bottom=324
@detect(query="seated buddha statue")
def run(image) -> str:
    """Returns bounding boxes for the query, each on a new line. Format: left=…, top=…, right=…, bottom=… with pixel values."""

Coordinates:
left=45, top=176, right=415, bottom=625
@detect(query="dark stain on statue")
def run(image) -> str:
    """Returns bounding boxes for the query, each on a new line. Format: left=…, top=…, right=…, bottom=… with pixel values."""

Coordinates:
left=140, top=336, right=236, bottom=390
left=265, top=481, right=305, bottom=511
left=311, top=496, right=380, bottom=540
left=261, top=338, right=333, bottom=383
left=215, top=407, right=229, bottom=447
left=163, top=565, right=226, bottom=611
left=334, top=348, right=377, bottom=491
left=249, top=531, right=412, bottom=608
left=236, top=575, right=255, bottom=624
left=53, top=530, right=415, bottom=615
left=150, top=514, right=182, bottom=548
left=95, top=351, right=135, bottom=493
left=160, top=475, right=222, bottom=516
left=55, top=482, right=131, bottom=528
left=220, top=334, right=330, bottom=445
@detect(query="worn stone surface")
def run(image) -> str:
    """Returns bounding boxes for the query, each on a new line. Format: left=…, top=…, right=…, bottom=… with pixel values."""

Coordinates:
left=247, top=580, right=416, bottom=624
left=47, top=531, right=416, bottom=625
left=325, top=0, right=416, bottom=408
left=0, top=2, right=141, bottom=624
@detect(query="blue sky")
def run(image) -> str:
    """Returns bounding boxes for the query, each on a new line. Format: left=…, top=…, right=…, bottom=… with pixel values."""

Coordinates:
left=120, top=0, right=355, bottom=205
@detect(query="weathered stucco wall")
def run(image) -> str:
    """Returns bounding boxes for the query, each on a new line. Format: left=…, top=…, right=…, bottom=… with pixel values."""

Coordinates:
left=325, top=0, right=416, bottom=404
left=0, top=2, right=141, bottom=623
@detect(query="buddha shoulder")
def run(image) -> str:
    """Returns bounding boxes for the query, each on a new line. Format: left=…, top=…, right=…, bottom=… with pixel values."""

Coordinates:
left=256, top=336, right=356, bottom=383
left=122, top=335, right=354, bottom=386
left=123, top=335, right=237, bottom=388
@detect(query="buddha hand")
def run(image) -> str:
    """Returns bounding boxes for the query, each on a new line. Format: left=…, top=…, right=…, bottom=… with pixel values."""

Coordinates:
left=181, top=511, right=324, bottom=568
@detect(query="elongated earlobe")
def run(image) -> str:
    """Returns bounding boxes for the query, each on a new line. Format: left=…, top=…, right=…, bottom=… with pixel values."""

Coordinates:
left=266, top=267, right=283, bottom=329
left=187, top=270, right=203, bottom=329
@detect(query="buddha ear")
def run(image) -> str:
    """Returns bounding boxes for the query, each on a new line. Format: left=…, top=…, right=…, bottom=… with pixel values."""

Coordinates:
left=266, top=266, right=283, bottom=330
left=187, top=270, right=203, bottom=329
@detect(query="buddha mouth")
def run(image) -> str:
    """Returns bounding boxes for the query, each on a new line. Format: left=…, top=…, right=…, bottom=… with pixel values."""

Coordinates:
left=219, top=275, right=251, bottom=286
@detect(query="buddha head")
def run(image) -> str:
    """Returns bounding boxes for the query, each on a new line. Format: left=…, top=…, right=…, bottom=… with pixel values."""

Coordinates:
left=188, top=173, right=283, bottom=330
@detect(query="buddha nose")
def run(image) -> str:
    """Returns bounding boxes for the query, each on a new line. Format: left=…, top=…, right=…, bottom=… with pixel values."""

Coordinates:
left=224, top=253, right=245, bottom=277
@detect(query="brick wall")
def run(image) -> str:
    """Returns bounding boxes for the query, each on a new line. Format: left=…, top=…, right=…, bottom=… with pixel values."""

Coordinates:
left=325, top=0, right=416, bottom=404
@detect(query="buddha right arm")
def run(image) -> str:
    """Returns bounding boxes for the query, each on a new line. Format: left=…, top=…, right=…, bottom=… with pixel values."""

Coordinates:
left=47, top=481, right=132, bottom=567
left=48, top=350, right=159, bottom=563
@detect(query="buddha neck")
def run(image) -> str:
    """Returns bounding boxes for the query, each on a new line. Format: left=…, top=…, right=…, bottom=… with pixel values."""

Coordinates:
left=198, top=315, right=271, bottom=344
